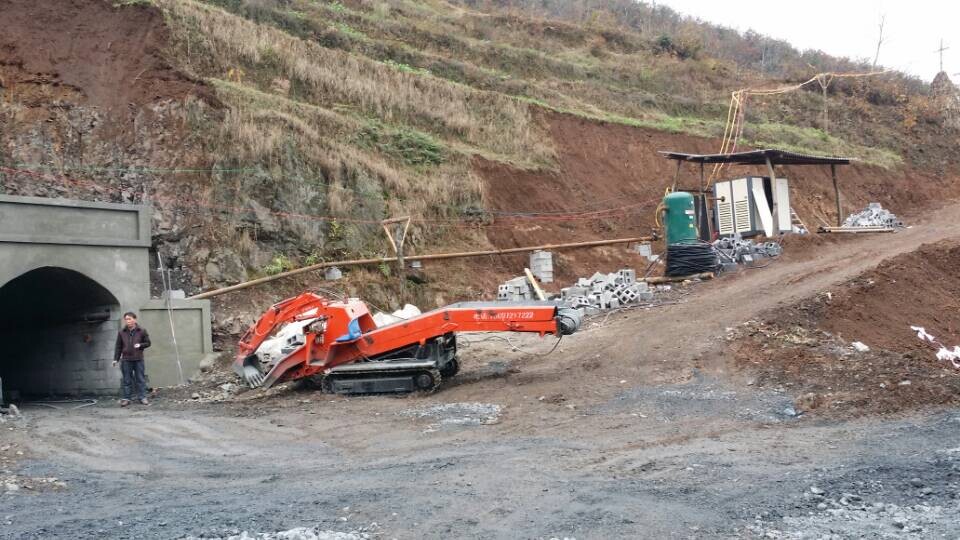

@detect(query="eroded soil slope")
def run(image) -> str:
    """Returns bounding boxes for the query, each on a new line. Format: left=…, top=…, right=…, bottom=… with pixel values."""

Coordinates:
left=729, top=241, right=960, bottom=416
left=0, top=0, right=211, bottom=117
left=479, top=111, right=960, bottom=248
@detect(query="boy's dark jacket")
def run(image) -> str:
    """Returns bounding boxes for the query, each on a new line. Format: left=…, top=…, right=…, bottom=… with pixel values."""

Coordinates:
left=114, top=326, right=151, bottom=362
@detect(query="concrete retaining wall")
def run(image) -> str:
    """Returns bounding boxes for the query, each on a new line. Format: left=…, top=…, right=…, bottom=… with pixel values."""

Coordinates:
left=139, top=298, right=214, bottom=388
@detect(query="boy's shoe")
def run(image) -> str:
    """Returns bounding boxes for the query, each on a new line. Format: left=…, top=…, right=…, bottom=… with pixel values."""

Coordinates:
left=120, top=399, right=130, bottom=407
left=139, top=398, right=150, bottom=405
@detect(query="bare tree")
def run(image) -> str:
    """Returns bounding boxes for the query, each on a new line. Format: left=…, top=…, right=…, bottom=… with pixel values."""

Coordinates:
left=873, top=14, right=886, bottom=68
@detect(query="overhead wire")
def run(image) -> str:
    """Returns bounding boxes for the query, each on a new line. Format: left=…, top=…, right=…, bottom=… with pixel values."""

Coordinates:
left=0, top=165, right=659, bottom=233
left=707, top=69, right=889, bottom=185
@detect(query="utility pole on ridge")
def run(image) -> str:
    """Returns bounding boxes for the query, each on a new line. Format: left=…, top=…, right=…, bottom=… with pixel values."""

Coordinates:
left=936, top=39, right=950, bottom=73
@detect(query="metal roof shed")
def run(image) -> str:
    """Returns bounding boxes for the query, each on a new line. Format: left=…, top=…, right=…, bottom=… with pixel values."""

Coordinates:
left=659, top=149, right=853, bottom=227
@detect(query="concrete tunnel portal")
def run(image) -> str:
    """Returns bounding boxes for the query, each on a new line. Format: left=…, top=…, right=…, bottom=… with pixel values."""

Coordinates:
left=0, top=194, right=213, bottom=399
left=0, top=267, right=120, bottom=397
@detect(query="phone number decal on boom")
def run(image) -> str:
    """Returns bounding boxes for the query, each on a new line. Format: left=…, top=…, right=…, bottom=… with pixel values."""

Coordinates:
left=473, top=311, right=535, bottom=320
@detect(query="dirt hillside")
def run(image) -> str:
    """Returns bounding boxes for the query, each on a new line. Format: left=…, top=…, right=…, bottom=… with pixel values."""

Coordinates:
left=727, top=241, right=960, bottom=416
left=0, top=0, right=211, bottom=116
left=0, top=0, right=959, bottom=323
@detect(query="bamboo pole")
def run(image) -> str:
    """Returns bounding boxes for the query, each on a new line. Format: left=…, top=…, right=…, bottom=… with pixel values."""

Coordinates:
left=524, top=268, right=547, bottom=301
left=643, top=272, right=714, bottom=284
left=818, top=226, right=895, bottom=234
left=189, top=236, right=654, bottom=300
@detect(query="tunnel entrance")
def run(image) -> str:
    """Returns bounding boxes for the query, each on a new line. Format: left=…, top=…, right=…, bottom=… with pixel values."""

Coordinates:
left=0, top=267, right=120, bottom=398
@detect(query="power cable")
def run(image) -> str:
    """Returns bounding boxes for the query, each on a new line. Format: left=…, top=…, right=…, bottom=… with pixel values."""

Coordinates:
left=22, top=399, right=97, bottom=410
left=0, top=165, right=658, bottom=227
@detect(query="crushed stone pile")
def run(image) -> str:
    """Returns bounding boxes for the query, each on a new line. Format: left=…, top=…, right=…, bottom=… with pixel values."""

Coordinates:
left=0, top=404, right=21, bottom=424
left=183, top=526, right=373, bottom=540
left=400, top=402, right=502, bottom=432
left=749, top=494, right=959, bottom=539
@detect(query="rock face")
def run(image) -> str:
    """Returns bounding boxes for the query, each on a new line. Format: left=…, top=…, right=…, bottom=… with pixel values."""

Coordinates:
left=931, top=72, right=960, bottom=129
left=0, top=0, right=221, bottom=292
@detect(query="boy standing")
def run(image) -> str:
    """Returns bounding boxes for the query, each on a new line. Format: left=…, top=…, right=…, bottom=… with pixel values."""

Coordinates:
left=113, top=312, right=151, bottom=407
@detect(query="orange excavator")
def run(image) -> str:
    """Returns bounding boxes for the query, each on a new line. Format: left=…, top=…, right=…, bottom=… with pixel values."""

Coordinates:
left=234, top=292, right=582, bottom=394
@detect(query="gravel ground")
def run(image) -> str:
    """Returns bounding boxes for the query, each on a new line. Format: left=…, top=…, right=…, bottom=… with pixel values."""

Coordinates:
left=3, top=208, right=960, bottom=539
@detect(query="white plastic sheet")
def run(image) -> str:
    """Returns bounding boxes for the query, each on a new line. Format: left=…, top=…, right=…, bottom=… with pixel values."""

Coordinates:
left=910, top=325, right=960, bottom=368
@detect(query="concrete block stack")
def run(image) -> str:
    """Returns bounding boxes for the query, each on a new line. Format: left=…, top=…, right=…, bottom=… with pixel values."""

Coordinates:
left=635, top=241, right=659, bottom=262
left=713, top=236, right=782, bottom=272
left=497, top=276, right=533, bottom=301
left=842, top=203, right=904, bottom=228
left=529, top=250, right=553, bottom=283
left=560, top=268, right=653, bottom=314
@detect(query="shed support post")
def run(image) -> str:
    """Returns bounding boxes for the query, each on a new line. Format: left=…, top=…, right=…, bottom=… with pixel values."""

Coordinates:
left=831, top=164, right=841, bottom=226
left=764, top=156, right=779, bottom=234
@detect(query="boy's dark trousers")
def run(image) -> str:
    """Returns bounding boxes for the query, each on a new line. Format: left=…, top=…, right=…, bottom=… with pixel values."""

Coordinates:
left=121, top=360, right=146, bottom=401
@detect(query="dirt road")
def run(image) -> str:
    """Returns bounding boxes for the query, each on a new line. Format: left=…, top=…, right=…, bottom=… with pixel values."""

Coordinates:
left=3, top=203, right=960, bottom=539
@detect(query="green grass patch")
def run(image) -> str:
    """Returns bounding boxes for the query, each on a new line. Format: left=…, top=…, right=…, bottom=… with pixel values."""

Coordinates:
left=515, top=95, right=901, bottom=168
left=336, top=22, right=367, bottom=40
left=263, top=254, right=293, bottom=275
left=356, top=121, right=445, bottom=166
left=381, top=59, right=431, bottom=76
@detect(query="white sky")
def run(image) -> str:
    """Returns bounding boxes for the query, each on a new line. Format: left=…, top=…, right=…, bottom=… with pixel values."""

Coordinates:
left=654, top=0, right=957, bottom=82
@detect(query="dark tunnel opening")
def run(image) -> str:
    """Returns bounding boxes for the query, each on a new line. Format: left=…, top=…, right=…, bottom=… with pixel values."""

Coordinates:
left=0, top=267, right=120, bottom=399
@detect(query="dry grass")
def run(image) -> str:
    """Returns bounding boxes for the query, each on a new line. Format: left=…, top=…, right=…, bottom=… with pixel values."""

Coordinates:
left=157, top=0, right=553, bottom=165
left=185, top=79, right=485, bottom=258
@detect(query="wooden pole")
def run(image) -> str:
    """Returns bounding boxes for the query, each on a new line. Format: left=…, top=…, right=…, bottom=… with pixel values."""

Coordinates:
left=644, top=272, right=714, bottom=284
left=831, top=163, right=841, bottom=226
left=524, top=268, right=547, bottom=301
left=188, top=236, right=654, bottom=300
left=671, top=160, right=682, bottom=191
left=699, top=162, right=704, bottom=194
left=381, top=217, right=411, bottom=303
left=764, top=156, right=779, bottom=233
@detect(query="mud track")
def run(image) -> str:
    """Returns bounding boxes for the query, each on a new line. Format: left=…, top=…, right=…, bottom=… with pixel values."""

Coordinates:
left=3, top=203, right=960, bottom=539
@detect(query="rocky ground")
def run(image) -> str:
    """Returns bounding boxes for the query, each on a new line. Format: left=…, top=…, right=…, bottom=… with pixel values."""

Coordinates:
left=2, top=205, right=960, bottom=539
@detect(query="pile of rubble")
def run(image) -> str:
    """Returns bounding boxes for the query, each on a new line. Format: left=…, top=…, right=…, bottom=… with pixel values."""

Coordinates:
left=187, top=382, right=242, bottom=403
left=400, top=402, right=502, bottom=432
left=713, top=236, right=782, bottom=271
left=0, top=403, right=21, bottom=424
left=185, top=525, right=375, bottom=540
left=748, top=486, right=958, bottom=539
left=3, top=473, right=67, bottom=494
left=843, top=203, right=904, bottom=228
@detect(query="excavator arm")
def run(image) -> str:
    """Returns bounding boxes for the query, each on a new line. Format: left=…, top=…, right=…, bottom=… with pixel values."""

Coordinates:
left=234, top=295, right=581, bottom=392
